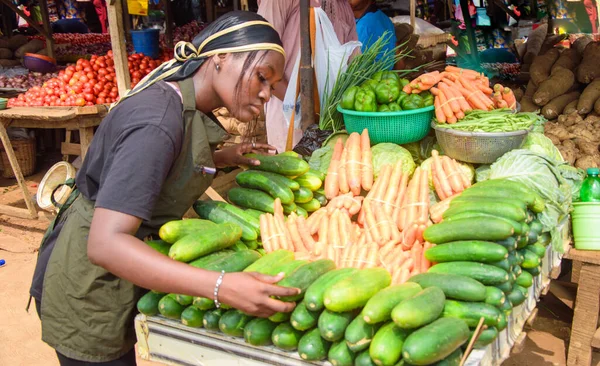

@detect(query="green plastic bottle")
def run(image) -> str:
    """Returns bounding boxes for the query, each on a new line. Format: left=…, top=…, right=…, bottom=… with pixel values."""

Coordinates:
left=580, top=168, right=600, bottom=202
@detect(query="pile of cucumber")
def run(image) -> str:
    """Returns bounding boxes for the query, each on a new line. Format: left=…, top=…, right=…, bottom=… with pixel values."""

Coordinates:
left=421, top=178, right=550, bottom=350
left=227, top=152, right=327, bottom=217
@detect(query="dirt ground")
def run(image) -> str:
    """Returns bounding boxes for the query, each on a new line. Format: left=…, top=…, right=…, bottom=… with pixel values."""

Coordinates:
left=0, top=155, right=599, bottom=366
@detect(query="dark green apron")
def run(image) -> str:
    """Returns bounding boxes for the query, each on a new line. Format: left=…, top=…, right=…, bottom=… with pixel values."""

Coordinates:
left=38, top=78, right=228, bottom=362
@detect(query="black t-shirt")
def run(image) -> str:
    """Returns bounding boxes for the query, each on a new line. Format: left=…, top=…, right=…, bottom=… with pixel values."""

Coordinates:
left=30, top=82, right=184, bottom=301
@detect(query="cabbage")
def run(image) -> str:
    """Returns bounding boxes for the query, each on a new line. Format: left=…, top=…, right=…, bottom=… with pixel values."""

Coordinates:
left=559, top=164, right=585, bottom=199
left=308, top=145, right=333, bottom=175
left=402, top=136, right=442, bottom=165
left=371, top=143, right=416, bottom=178
left=420, top=157, right=474, bottom=189
left=522, top=132, right=564, bottom=163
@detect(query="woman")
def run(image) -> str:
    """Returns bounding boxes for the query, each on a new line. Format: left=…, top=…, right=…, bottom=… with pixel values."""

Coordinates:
left=349, top=0, right=396, bottom=66
left=257, top=0, right=358, bottom=153
left=29, top=11, right=299, bottom=365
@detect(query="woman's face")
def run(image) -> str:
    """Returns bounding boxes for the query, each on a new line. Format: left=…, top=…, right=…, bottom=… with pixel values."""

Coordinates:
left=213, top=51, right=284, bottom=122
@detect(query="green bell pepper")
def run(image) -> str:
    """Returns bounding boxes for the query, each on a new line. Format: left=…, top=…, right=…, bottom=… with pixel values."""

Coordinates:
left=372, top=71, right=384, bottom=81
left=420, top=90, right=434, bottom=107
left=354, top=87, right=377, bottom=112
left=388, top=102, right=402, bottom=111
left=375, top=79, right=400, bottom=104
left=401, top=94, right=425, bottom=110
left=361, top=79, right=379, bottom=92
left=341, top=86, right=359, bottom=110
left=399, top=78, right=410, bottom=88
left=381, top=71, right=399, bottom=83
left=397, top=91, right=409, bottom=105
left=378, top=104, right=390, bottom=112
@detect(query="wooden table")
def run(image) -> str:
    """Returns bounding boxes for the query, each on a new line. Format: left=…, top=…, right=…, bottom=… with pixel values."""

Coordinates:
left=0, top=105, right=107, bottom=220
left=565, top=248, right=600, bottom=365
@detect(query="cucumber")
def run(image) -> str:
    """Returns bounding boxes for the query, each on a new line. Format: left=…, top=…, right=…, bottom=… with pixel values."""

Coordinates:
left=496, top=312, right=508, bottom=331
left=272, top=323, right=304, bottom=351
left=356, top=350, right=377, bottom=366
left=145, top=239, right=171, bottom=256
left=305, top=268, right=358, bottom=311
left=243, top=249, right=294, bottom=274
left=168, top=223, right=242, bottom=262
left=295, top=206, right=308, bottom=218
left=429, top=348, right=463, bottom=366
left=245, top=239, right=260, bottom=250
left=497, top=297, right=513, bottom=313
left=496, top=237, right=517, bottom=251
left=538, top=232, right=551, bottom=246
left=345, top=316, right=381, bottom=352
left=279, top=151, right=301, bottom=158
left=527, top=230, right=539, bottom=246
left=158, top=219, right=218, bottom=244
left=507, top=252, right=519, bottom=268
left=236, top=170, right=295, bottom=204
left=218, top=309, right=253, bottom=337
left=245, top=153, right=310, bottom=177
left=313, top=191, right=328, bottom=206
left=181, top=306, right=206, bottom=328
left=526, top=243, right=546, bottom=258
left=451, top=195, right=528, bottom=211
left=507, top=285, right=527, bottom=306
left=408, top=273, right=486, bottom=302
left=272, top=259, right=309, bottom=277
left=257, top=248, right=266, bottom=256
left=282, top=202, right=297, bottom=214
left=297, top=198, right=321, bottom=212
left=268, top=311, right=291, bottom=323
left=137, top=291, right=165, bottom=316
left=514, top=251, right=525, bottom=266
left=293, top=187, right=314, bottom=203
left=228, top=187, right=276, bottom=213
left=277, top=259, right=336, bottom=302
left=174, top=294, right=193, bottom=306
left=529, top=220, right=543, bottom=235
left=328, top=341, right=356, bottom=366
left=298, top=328, right=331, bottom=361
left=443, top=201, right=527, bottom=222
left=519, top=249, right=542, bottom=269
left=489, top=258, right=511, bottom=272
left=496, top=281, right=513, bottom=294
left=516, top=235, right=529, bottom=249
left=188, top=250, right=235, bottom=269
left=468, top=179, right=545, bottom=213
left=208, top=200, right=261, bottom=230
left=295, top=173, right=323, bottom=191
left=244, top=208, right=265, bottom=220
left=472, top=327, right=498, bottom=349
left=424, top=241, right=508, bottom=263
left=203, top=308, right=225, bottom=330
left=369, top=322, right=409, bottom=366
left=446, top=213, right=523, bottom=235
left=391, top=287, right=445, bottom=329
left=443, top=300, right=501, bottom=327
left=231, top=241, right=248, bottom=251
left=516, top=271, right=534, bottom=288
left=192, top=250, right=262, bottom=309
left=324, top=268, right=392, bottom=312
left=291, top=301, right=321, bottom=331
left=507, top=270, right=517, bottom=284
left=423, top=218, right=514, bottom=244
left=428, top=262, right=509, bottom=285
left=401, top=317, right=470, bottom=365
left=309, top=169, right=326, bottom=181
left=362, top=283, right=423, bottom=324
left=319, top=309, right=357, bottom=342
left=193, top=201, right=258, bottom=241
left=158, top=294, right=185, bottom=320
left=244, top=318, right=278, bottom=346
left=247, top=170, right=301, bottom=191
left=512, top=264, right=522, bottom=277
left=524, top=266, right=541, bottom=276
left=484, top=286, right=506, bottom=307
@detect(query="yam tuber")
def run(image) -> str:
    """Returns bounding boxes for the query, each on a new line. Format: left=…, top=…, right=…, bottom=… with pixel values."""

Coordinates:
left=558, top=145, right=578, bottom=165
left=552, top=48, right=582, bottom=73
left=574, top=36, right=594, bottom=57
left=577, top=80, right=600, bottom=114
left=575, top=139, right=599, bottom=155
left=577, top=42, right=600, bottom=84
left=545, top=133, right=561, bottom=145
left=530, top=49, right=560, bottom=86
left=533, top=67, right=575, bottom=106
left=563, top=99, right=579, bottom=115
left=520, top=80, right=539, bottom=112
left=575, top=155, right=600, bottom=169
left=541, top=91, right=580, bottom=119
left=595, top=97, right=600, bottom=115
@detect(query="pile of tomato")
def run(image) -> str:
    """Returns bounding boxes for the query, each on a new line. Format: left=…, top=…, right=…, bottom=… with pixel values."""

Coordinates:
left=8, top=50, right=162, bottom=107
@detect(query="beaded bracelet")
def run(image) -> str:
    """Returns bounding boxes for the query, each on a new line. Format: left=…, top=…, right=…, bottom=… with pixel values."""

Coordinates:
left=214, top=270, right=225, bottom=309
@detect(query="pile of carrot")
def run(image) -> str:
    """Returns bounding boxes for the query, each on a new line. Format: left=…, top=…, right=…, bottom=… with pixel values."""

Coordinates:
left=431, top=150, right=472, bottom=201
left=324, top=129, right=373, bottom=199
left=403, top=66, right=517, bottom=124
left=260, top=199, right=316, bottom=254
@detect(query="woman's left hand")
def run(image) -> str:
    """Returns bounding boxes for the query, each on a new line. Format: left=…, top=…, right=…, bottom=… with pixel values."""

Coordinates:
left=213, top=142, right=277, bottom=168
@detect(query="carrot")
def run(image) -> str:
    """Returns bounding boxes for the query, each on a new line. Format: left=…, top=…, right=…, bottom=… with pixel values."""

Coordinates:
left=403, top=84, right=412, bottom=94
left=452, top=158, right=471, bottom=189
left=317, top=213, right=330, bottom=253
left=324, top=138, right=343, bottom=199
left=433, top=87, right=454, bottom=120
left=497, top=100, right=508, bottom=109
left=327, top=243, right=337, bottom=265
left=338, top=143, right=350, bottom=194
left=306, top=208, right=326, bottom=235
left=360, top=129, right=373, bottom=191
left=391, top=267, right=403, bottom=285
left=432, top=150, right=453, bottom=199
left=383, top=161, right=403, bottom=217
left=340, top=212, right=352, bottom=247
left=374, top=165, right=393, bottom=203
left=433, top=96, right=446, bottom=123
left=416, top=224, right=426, bottom=244
left=433, top=173, right=447, bottom=201
left=288, top=213, right=308, bottom=252
left=349, top=196, right=363, bottom=216
left=364, top=243, right=379, bottom=268
left=421, top=242, right=433, bottom=271
left=494, top=84, right=504, bottom=93
left=328, top=210, right=340, bottom=250
left=296, top=215, right=316, bottom=252
left=356, top=245, right=370, bottom=269
left=404, top=169, right=421, bottom=230
left=445, top=66, right=480, bottom=78
left=442, top=156, right=463, bottom=194
left=418, top=168, right=430, bottom=224
left=373, top=201, right=391, bottom=243
left=266, top=214, right=281, bottom=251
left=400, top=257, right=415, bottom=273
left=397, top=268, right=411, bottom=284
left=347, top=133, right=362, bottom=195
left=259, top=214, right=272, bottom=252
left=477, top=83, right=494, bottom=95
left=455, top=111, right=465, bottom=120
left=363, top=200, right=381, bottom=244
left=358, top=174, right=380, bottom=225
left=393, top=172, right=410, bottom=230
left=444, top=82, right=472, bottom=112
left=275, top=212, right=292, bottom=251
left=456, top=84, right=489, bottom=111
left=273, top=198, right=285, bottom=223
left=401, top=223, right=419, bottom=250
left=411, top=241, right=423, bottom=274
left=439, top=83, right=461, bottom=114
left=503, top=88, right=517, bottom=110
left=380, top=239, right=400, bottom=258
left=346, top=244, right=359, bottom=268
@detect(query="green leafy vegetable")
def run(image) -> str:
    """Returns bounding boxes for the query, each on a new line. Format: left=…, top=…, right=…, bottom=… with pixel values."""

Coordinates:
left=308, top=146, right=333, bottom=175
left=522, top=133, right=564, bottom=163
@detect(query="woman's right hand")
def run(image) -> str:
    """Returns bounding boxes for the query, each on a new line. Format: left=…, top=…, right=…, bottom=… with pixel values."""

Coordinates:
left=218, top=272, right=300, bottom=317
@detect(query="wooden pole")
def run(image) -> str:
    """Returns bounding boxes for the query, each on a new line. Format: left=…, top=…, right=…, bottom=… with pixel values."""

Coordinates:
left=410, top=0, right=416, bottom=28
left=39, top=0, right=55, bottom=59
left=122, top=0, right=132, bottom=43
left=459, top=0, right=479, bottom=66
left=162, top=0, right=173, bottom=49
left=299, top=0, right=314, bottom=131
left=107, top=0, right=131, bottom=96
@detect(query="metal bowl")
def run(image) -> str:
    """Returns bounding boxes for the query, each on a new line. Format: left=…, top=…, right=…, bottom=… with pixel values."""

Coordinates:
left=431, top=122, right=530, bottom=164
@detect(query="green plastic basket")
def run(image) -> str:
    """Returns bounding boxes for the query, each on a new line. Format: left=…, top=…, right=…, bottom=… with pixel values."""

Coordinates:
left=337, top=105, right=434, bottom=144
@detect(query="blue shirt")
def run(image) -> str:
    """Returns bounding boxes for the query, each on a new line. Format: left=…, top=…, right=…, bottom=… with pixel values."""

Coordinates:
left=356, top=9, right=397, bottom=69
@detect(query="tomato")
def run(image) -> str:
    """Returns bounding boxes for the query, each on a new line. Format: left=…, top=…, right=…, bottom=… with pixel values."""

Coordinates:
left=105, top=74, right=114, bottom=82
left=60, top=94, right=67, bottom=101
left=148, top=61, right=157, bottom=69
left=107, top=66, right=115, bottom=73
left=105, top=98, right=113, bottom=104
left=83, top=87, right=93, bottom=95
left=107, top=50, right=113, bottom=57
left=97, top=68, right=107, bottom=76
left=106, top=58, right=114, bottom=67
left=84, top=93, right=95, bottom=102
left=93, top=83, right=103, bottom=95
left=80, top=75, right=89, bottom=83
left=92, top=64, right=100, bottom=71
left=131, top=71, right=142, bottom=79
left=96, top=97, right=105, bottom=104
left=72, top=84, right=83, bottom=94
left=66, top=66, right=76, bottom=73
left=84, top=67, right=92, bottom=73
left=98, top=91, right=107, bottom=98
left=75, top=97, right=86, bottom=106
left=76, top=64, right=83, bottom=71
left=109, top=91, right=118, bottom=99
